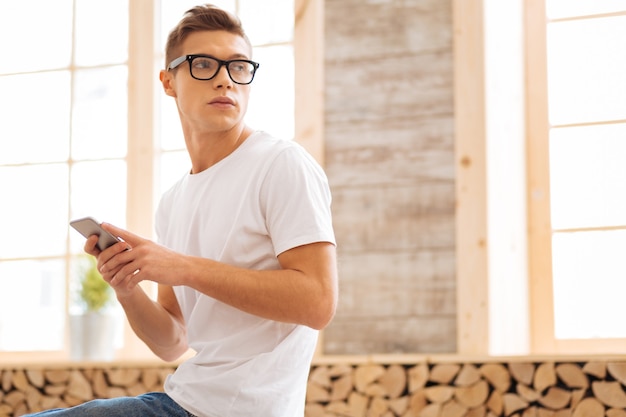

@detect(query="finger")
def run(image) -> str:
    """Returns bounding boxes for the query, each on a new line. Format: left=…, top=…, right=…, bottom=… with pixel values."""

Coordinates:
left=126, top=268, right=142, bottom=289
left=98, top=241, right=132, bottom=271
left=111, top=268, right=141, bottom=289
left=102, top=240, right=132, bottom=259
left=109, top=268, right=129, bottom=286
left=99, top=262, right=125, bottom=283
left=84, top=235, right=101, bottom=256
left=106, top=254, right=138, bottom=280
left=101, top=223, right=142, bottom=247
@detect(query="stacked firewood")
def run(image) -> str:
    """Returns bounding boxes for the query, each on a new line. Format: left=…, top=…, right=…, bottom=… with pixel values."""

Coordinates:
left=0, top=367, right=174, bottom=416
left=3, top=360, right=626, bottom=416
left=305, top=360, right=626, bottom=417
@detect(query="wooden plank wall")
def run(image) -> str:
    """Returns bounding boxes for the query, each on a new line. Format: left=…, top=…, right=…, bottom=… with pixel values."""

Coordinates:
left=322, top=0, right=456, bottom=353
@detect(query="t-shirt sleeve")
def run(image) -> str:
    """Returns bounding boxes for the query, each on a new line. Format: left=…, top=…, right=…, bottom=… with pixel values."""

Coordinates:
left=260, top=144, right=336, bottom=256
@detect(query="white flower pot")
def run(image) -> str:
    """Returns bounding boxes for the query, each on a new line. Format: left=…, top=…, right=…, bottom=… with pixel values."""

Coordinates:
left=69, top=312, right=118, bottom=361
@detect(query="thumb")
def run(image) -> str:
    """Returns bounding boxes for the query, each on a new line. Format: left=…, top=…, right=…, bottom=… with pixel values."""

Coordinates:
left=101, top=222, right=142, bottom=247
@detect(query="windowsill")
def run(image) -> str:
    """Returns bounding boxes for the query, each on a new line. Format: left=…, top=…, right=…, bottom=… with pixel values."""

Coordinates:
left=5, top=352, right=626, bottom=371
left=0, top=357, right=178, bottom=370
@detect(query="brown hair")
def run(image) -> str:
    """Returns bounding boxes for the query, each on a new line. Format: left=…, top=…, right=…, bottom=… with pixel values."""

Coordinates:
left=164, top=4, right=251, bottom=68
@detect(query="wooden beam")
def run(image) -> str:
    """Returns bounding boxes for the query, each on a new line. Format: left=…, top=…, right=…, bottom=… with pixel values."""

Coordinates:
left=294, top=0, right=325, bottom=165
left=525, top=0, right=555, bottom=354
left=453, top=0, right=489, bottom=354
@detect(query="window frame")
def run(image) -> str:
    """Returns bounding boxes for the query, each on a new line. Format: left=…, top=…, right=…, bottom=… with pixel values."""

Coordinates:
left=454, top=0, right=626, bottom=355
left=526, top=0, right=626, bottom=354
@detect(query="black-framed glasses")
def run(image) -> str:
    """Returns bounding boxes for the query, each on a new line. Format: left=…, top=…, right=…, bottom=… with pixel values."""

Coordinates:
left=167, top=54, right=260, bottom=85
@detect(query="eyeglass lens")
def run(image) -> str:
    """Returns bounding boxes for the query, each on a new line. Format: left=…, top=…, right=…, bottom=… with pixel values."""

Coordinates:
left=190, top=56, right=255, bottom=84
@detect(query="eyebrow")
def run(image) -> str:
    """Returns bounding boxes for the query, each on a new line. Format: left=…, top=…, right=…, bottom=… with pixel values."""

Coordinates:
left=189, top=53, right=251, bottom=61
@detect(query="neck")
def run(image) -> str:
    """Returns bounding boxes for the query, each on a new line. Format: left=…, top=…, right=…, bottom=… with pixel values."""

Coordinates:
left=185, top=125, right=253, bottom=174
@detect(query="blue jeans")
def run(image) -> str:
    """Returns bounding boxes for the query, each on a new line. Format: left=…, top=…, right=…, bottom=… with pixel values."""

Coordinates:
left=23, top=392, right=196, bottom=417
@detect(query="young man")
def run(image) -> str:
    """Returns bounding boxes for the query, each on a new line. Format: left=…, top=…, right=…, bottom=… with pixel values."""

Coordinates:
left=27, top=4, right=337, bottom=417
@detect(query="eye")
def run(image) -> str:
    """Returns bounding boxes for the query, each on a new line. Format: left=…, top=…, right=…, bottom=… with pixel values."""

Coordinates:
left=230, top=61, right=250, bottom=73
left=193, top=57, right=216, bottom=71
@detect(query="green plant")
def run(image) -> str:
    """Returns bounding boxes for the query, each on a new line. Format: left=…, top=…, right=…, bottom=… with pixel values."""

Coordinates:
left=77, top=255, right=114, bottom=312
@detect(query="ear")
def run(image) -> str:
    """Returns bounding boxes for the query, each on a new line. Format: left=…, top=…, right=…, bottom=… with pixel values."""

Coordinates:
left=160, top=70, right=177, bottom=98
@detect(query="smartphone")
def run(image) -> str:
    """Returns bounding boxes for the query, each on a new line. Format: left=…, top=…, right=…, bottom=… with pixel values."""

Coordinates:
left=70, top=217, right=122, bottom=251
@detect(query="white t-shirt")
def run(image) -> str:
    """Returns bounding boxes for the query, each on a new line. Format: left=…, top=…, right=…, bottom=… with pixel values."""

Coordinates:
left=157, top=131, right=336, bottom=417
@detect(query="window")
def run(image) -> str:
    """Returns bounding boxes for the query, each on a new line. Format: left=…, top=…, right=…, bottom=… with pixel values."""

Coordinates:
left=0, top=0, right=129, bottom=359
left=454, top=0, right=626, bottom=355
left=528, top=0, right=626, bottom=352
left=0, top=0, right=296, bottom=362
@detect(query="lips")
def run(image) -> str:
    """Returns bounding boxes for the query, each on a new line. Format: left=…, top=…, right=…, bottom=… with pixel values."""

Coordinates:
left=210, top=97, right=235, bottom=105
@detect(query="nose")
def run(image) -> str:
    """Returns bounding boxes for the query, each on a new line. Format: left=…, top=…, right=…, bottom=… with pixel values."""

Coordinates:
left=212, top=64, right=233, bottom=88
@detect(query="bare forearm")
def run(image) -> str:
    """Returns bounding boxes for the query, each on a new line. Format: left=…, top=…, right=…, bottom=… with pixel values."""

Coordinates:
left=180, top=243, right=338, bottom=329
left=116, top=287, right=187, bottom=361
